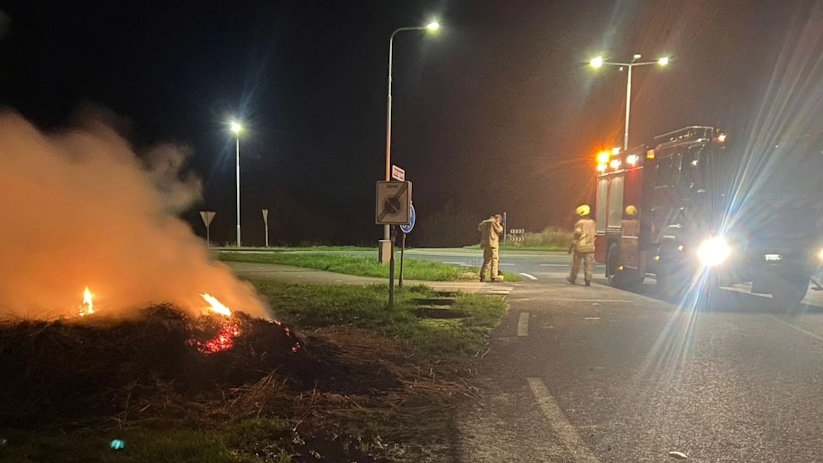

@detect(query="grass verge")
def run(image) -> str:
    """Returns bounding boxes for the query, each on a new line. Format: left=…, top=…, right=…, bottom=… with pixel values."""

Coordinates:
left=2, top=282, right=507, bottom=462
left=256, top=281, right=507, bottom=356
left=220, top=251, right=522, bottom=282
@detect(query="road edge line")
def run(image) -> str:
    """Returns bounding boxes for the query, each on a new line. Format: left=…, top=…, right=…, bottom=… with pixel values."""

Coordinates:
left=517, top=312, right=529, bottom=336
left=768, top=315, right=823, bottom=343
left=527, top=377, right=601, bottom=463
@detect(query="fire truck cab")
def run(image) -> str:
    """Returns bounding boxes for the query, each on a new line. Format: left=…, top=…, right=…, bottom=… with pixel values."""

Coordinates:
left=594, top=125, right=823, bottom=308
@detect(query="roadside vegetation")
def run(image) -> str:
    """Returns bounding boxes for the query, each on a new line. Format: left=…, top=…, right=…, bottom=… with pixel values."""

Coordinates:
left=1, top=282, right=507, bottom=462
left=468, top=226, right=573, bottom=251
left=219, top=251, right=523, bottom=282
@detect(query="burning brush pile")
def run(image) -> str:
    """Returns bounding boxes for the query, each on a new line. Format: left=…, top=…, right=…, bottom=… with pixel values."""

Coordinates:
left=0, top=292, right=304, bottom=428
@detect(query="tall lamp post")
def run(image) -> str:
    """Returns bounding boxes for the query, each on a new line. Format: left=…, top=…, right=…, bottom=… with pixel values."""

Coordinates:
left=590, top=54, right=670, bottom=150
left=229, top=120, right=244, bottom=247
left=379, top=19, right=441, bottom=263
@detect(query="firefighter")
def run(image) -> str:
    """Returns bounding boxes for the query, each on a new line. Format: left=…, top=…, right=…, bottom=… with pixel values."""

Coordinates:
left=479, top=214, right=504, bottom=282
left=568, top=204, right=596, bottom=286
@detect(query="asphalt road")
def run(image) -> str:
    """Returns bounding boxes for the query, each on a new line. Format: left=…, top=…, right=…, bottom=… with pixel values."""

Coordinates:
left=434, top=249, right=823, bottom=462
left=226, top=247, right=823, bottom=460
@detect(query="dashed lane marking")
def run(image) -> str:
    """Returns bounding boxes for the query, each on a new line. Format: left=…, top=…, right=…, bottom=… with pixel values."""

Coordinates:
left=517, top=312, right=529, bottom=336
left=769, top=315, right=823, bottom=343
left=527, top=378, right=601, bottom=463
left=519, top=273, right=538, bottom=280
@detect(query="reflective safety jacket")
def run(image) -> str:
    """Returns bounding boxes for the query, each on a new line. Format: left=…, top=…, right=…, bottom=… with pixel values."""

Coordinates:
left=479, top=218, right=504, bottom=248
left=573, top=218, right=596, bottom=253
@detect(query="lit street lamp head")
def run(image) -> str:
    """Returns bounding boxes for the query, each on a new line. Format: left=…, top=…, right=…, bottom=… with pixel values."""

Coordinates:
left=425, top=20, right=441, bottom=32
left=229, top=120, right=244, bottom=136
left=658, top=56, right=670, bottom=66
left=590, top=56, right=604, bottom=68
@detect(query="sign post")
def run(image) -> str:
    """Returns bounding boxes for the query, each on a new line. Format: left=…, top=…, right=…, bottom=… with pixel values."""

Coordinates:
left=398, top=204, right=416, bottom=288
left=376, top=181, right=412, bottom=307
left=262, top=209, right=269, bottom=248
left=199, top=211, right=216, bottom=247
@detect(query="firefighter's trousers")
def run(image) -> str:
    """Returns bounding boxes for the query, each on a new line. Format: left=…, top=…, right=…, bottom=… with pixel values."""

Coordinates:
left=480, top=246, right=499, bottom=280
left=570, top=251, right=594, bottom=283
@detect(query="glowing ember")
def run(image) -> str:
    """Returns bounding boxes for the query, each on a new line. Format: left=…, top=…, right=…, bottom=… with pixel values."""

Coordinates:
left=201, top=293, right=231, bottom=317
left=193, top=293, right=240, bottom=354
left=195, top=318, right=241, bottom=354
left=78, top=286, right=94, bottom=317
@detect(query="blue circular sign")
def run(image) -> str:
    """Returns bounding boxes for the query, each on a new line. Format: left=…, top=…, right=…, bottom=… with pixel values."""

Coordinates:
left=400, top=205, right=416, bottom=234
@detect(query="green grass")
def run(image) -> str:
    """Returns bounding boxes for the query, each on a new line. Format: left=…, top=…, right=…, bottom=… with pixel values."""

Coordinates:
left=221, top=251, right=523, bottom=282
left=1, top=418, right=293, bottom=463
left=215, top=245, right=373, bottom=252
left=255, top=281, right=508, bottom=356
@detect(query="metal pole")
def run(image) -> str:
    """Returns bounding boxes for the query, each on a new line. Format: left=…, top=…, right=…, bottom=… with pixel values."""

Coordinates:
left=624, top=63, right=633, bottom=151
left=389, top=227, right=396, bottom=307
left=264, top=218, right=269, bottom=248
left=206, top=224, right=210, bottom=248
left=384, top=34, right=395, bottom=243
left=399, top=232, right=406, bottom=287
left=235, top=137, right=241, bottom=247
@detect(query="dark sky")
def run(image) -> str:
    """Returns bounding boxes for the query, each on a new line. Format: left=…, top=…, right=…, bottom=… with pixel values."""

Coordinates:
left=0, top=0, right=807, bottom=246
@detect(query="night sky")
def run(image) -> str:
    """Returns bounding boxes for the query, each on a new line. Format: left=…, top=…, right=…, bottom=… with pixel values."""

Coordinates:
left=0, top=0, right=805, bottom=246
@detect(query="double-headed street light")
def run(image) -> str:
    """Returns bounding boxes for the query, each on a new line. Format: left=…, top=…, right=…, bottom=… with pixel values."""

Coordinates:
left=379, top=18, right=440, bottom=262
left=229, top=119, right=244, bottom=247
left=590, top=53, right=670, bottom=150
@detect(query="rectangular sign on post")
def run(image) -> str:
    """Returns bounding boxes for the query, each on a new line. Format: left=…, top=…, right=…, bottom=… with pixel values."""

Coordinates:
left=391, top=165, right=405, bottom=181
left=375, top=181, right=412, bottom=225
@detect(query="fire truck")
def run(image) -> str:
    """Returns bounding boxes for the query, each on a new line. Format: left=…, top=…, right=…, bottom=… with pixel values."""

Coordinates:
left=594, top=126, right=823, bottom=309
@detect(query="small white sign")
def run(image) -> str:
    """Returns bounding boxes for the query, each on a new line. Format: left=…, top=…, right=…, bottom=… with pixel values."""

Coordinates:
left=391, top=165, right=405, bottom=181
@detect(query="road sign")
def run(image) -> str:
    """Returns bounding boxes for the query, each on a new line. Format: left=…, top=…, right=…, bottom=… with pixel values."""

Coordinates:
left=391, top=165, right=405, bottom=181
left=400, top=205, right=416, bottom=234
left=376, top=181, right=412, bottom=225
left=200, top=211, right=216, bottom=227
left=199, top=211, right=216, bottom=247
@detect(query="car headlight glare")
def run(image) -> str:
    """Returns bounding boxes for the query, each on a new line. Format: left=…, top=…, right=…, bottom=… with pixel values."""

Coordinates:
left=817, top=247, right=823, bottom=263
left=697, top=236, right=731, bottom=267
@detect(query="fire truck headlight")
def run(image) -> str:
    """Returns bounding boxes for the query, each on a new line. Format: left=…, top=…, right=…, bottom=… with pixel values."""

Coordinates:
left=697, top=236, right=731, bottom=267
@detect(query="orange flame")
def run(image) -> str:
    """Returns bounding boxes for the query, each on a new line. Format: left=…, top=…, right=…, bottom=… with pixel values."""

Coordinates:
left=79, top=286, right=94, bottom=316
left=200, top=293, right=231, bottom=317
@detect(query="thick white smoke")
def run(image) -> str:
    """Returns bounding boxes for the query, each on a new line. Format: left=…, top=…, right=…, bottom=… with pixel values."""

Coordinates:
left=0, top=109, right=269, bottom=320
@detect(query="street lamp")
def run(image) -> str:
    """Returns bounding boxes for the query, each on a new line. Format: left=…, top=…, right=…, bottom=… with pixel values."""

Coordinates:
left=379, top=18, right=441, bottom=262
left=589, top=53, right=670, bottom=150
left=229, top=119, right=244, bottom=247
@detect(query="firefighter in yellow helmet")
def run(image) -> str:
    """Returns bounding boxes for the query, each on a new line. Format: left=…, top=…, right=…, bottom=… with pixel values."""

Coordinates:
left=568, top=204, right=596, bottom=286
left=478, top=214, right=504, bottom=282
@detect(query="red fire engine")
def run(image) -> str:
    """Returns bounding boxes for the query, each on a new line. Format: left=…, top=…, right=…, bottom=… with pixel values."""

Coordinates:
left=594, top=126, right=823, bottom=309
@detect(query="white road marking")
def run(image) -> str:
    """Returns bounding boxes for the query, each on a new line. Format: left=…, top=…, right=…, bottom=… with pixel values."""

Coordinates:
left=519, top=273, right=538, bottom=280
left=540, top=263, right=570, bottom=267
left=583, top=317, right=601, bottom=320
left=500, top=263, right=515, bottom=266
left=441, top=261, right=473, bottom=266
left=517, top=312, right=530, bottom=336
left=769, top=315, right=823, bottom=343
left=527, top=377, right=601, bottom=463
left=543, top=298, right=633, bottom=303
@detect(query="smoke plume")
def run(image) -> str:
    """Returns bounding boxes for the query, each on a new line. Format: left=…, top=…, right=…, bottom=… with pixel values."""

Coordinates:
left=0, top=109, right=268, bottom=320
